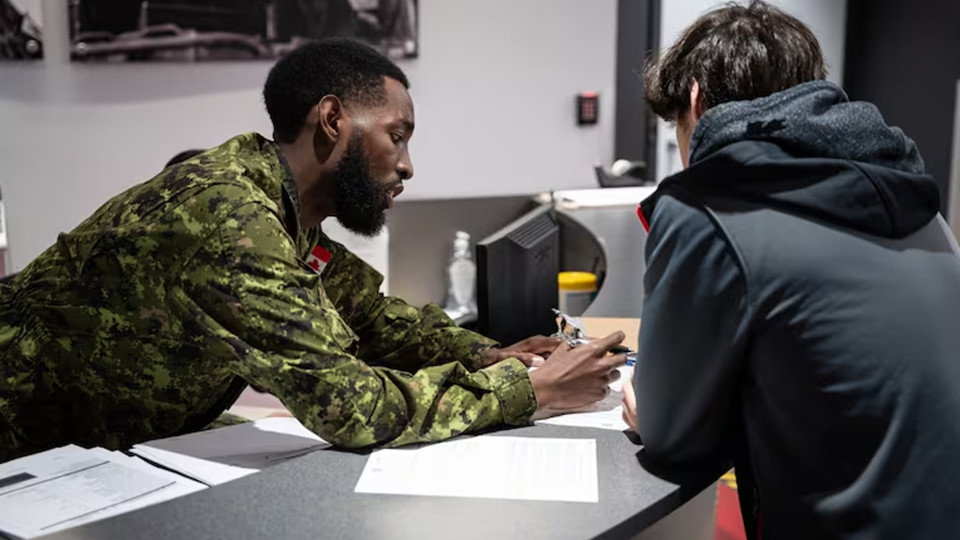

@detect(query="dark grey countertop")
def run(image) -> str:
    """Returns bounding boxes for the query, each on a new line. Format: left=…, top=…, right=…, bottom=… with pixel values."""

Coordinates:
left=40, top=424, right=714, bottom=540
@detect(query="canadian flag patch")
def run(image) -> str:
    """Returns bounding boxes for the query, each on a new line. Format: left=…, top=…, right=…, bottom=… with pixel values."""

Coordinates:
left=306, top=244, right=333, bottom=274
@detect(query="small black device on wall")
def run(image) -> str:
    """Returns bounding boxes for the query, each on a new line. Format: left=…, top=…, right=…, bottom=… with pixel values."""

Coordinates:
left=577, top=91, right=599, bottom=125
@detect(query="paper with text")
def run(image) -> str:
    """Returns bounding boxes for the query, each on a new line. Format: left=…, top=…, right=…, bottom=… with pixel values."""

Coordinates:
left=0, top=445, right=204, bottom=539
left=355, top=436, right=598, bottom=503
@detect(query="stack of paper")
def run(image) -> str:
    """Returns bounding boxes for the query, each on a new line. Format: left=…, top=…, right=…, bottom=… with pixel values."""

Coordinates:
left=0, top=445, right=205, bottom=539
left=355, top=436, right=598, bottom=503
left=532, top=365, right=632, bottom=431
left=131, top=417, right=330, bottom=485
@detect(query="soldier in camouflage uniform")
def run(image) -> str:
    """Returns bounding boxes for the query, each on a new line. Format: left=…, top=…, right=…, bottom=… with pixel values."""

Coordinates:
left=0, top=39, right=626, bottom=462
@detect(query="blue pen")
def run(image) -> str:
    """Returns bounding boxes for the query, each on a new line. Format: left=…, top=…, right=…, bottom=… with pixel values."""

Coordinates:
left=609, top=345, right=636, bottom=366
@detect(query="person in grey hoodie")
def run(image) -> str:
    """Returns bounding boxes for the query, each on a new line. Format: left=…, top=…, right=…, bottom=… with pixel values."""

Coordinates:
left=619, top=2, right=960, bottom=539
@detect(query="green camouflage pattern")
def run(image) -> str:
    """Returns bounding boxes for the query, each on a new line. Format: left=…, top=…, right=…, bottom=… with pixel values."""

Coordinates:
left=0, top=133, right=536, bottom=462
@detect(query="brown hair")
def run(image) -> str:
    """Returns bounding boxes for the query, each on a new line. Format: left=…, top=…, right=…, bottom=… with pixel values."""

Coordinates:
left=644, top=0, right=827, bottom=121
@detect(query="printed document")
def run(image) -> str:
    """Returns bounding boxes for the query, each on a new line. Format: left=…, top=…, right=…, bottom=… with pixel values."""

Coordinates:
left=355, top=436, right=598, bottom=503
left=0, top=445, right=204, bottom=539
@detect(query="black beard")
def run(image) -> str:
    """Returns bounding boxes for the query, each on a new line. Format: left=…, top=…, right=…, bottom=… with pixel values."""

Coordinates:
left=334, top=135, right=391, bottom=237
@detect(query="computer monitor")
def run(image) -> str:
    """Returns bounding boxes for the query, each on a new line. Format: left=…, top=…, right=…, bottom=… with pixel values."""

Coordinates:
left=476, top=204, right=560, bottom=345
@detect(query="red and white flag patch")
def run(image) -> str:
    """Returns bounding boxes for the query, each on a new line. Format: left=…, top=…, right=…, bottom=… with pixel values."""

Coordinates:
left=306, top=244, right=333, bottom=274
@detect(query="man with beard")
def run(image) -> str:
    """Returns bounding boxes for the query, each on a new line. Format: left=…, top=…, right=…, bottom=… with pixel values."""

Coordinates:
left=0, top=39, right=626, bottom=461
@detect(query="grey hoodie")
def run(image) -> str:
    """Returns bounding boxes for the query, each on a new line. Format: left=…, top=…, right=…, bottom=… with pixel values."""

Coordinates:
left=635, top=81, right=960, bottom=540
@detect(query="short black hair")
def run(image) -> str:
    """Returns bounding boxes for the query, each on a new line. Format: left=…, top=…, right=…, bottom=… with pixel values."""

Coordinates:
left=263, top=38, right=410, bottom=143
left=645, top=0, right=826, bottom=121
left=165, top=149, right=206, bottom=168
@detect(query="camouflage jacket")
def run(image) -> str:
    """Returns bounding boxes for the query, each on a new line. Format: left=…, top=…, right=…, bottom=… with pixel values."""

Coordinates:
left=0, top=133, right=536, bottom=461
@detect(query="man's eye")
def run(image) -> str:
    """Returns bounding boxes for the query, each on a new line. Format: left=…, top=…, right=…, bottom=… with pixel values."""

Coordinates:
left=390, top=133, right=403, bottom=144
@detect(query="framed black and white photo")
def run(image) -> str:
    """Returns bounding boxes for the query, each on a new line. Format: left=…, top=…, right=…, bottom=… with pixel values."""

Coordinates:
left=68, top=0, right=418, bottom=63
left=0, top=0, right=42, bottom=60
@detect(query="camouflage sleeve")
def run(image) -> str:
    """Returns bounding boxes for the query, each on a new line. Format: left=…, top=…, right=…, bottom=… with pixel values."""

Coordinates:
left=182, top=203, right=536, bottom=448
left=204, top=412, right=250, bottom=430
left=319, top=243, right=497, bottom=373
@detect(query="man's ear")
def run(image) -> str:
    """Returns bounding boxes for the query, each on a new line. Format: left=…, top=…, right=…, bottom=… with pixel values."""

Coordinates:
left=309, top=95, right=345, bottom=162
left=314, top=95, right=344, bottom=143
left=689, top=79, right=706, bottom=121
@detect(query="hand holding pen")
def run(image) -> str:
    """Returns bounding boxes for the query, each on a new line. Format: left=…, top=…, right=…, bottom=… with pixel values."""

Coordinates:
left=552, top=308, right=637, bottom=366
left=529, top=331, right=628, bottom=411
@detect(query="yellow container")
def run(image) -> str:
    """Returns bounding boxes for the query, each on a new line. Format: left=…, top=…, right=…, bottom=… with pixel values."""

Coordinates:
left=558, top=271, right=598, bottom=316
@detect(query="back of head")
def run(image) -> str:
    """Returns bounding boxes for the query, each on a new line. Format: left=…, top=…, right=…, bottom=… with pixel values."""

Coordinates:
left=263, top=38, right=410, bottom=143
left=642, top=0, right=937, bottom=240
left=645, top=0, right=827, bottom=121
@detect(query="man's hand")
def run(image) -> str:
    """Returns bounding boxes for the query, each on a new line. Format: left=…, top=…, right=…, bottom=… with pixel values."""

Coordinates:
left=529, top=332, right=627, bottom=410
left=482, top=335, right=564, bottom=368
left=621, top=366, right=638, bottom=432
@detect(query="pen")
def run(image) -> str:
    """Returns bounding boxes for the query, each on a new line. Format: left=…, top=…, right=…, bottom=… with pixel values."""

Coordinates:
left=561, top=331, right=636, bottom=365
left=608, top=345, right=636, bottom=367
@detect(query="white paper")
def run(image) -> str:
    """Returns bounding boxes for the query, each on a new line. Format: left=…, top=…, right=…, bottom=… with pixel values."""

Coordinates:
left=532, top=366, right=631, bottom=431
left=0, top=445, right=205, bottom=539
left=355, top=436, right=598, bottom=503
left=533, top=394, right=628, bottom=431
left=129, top=446, right=258, bottom=486
left=131, top=417, right=330, bottom=486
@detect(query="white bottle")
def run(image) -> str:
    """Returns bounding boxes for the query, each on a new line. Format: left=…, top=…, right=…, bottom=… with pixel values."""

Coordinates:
left=444, top=231, right=477, bottom=321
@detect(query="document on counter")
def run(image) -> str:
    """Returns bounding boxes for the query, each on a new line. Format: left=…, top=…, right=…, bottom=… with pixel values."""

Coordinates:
left=355, top=436, right=598, bottom=503
left=131, top=417, right=330, bottom=486
left=0, top=445, right=205, bottom=539
left=532, top=365, right=631, bottom=431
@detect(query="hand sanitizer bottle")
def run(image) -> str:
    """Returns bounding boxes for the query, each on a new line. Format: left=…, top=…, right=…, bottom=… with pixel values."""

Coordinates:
left=443, top=231, right=477, bottom=322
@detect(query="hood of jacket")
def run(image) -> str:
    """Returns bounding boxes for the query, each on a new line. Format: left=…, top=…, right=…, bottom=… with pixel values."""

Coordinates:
left=640, top=80, right=939, bottom=239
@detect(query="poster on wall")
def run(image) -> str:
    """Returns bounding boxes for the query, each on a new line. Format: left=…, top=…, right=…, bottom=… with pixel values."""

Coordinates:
left=0, top=0, right=42, bottom=60
left=68, top=0, right=418, bottom=63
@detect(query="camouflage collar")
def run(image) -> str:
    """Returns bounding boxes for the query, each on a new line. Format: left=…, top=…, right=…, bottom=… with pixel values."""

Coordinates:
left=271, top=141, right=304, bottom=241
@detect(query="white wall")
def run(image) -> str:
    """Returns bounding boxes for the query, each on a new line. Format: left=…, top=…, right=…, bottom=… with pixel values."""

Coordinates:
left=655, top=0, right=848, bottom=181
left=0, top=0, right=617, bottom=271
